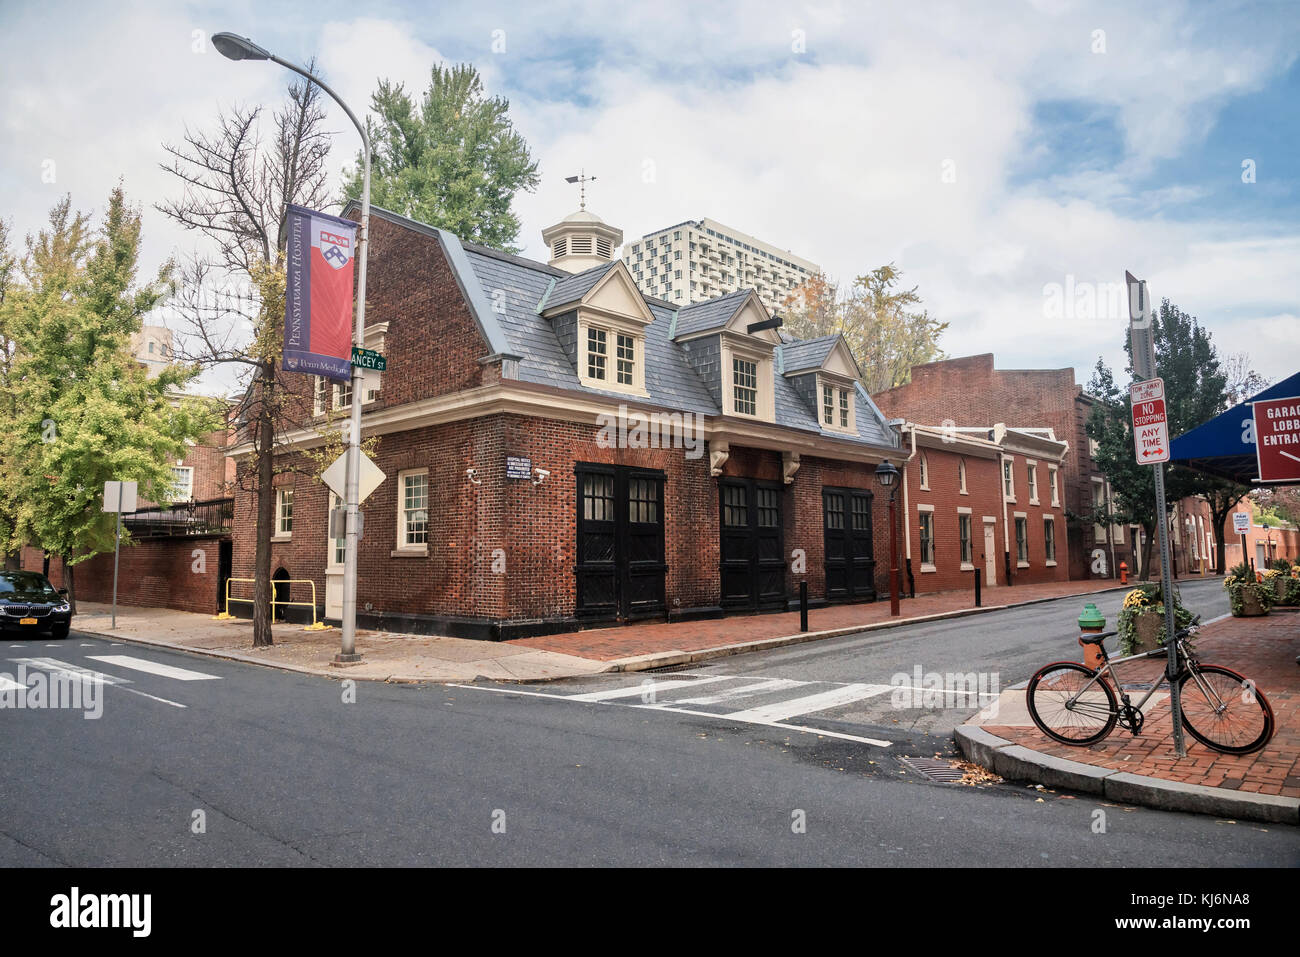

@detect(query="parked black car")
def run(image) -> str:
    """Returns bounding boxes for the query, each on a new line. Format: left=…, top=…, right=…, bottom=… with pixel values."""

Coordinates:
left=0, top=571, right=72, bottom=639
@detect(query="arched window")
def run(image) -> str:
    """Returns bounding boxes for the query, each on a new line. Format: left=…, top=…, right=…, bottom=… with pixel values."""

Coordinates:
left=958, top=457, right=967, bottom=494
left=919, top=453, right=929, bottom=489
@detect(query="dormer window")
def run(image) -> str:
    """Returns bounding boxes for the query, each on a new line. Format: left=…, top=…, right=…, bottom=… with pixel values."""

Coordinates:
left=587, top=327, right=608, bottom=381
left=733, top=357, right=758, bottom=416
left=815, top=374, right=856, bottom=434
left=616, top=334, right=635, bottom=385
left=577, top=312, right=648, bottom=397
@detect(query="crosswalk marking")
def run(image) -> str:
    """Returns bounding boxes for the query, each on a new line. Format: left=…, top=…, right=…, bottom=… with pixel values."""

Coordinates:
left=661, top=677, right=808, bottom=707
left=9, top=658, right=130, bottom=686
left=87, top=655, right=220, bottom=681
left=566, top=675, right=732, bottom=703
left=724, top=683, right=894, bottom=723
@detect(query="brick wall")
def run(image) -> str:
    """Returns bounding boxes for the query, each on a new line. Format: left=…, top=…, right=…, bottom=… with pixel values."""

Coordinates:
left=904, top=444, right=1004, bottom=592
left=22, top=537, right=226, bottom=614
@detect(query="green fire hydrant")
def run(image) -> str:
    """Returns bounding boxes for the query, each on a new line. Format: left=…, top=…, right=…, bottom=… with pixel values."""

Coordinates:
left=1077, top=602, right=1106, bottom=670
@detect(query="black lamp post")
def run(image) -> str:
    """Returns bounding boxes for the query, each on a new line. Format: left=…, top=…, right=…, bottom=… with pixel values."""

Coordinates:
left=875, top=459, right=901, bottom=616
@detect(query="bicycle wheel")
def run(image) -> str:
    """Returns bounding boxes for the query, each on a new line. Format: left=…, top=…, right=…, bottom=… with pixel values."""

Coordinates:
left=1178, top=664, right=1274, bottom=755
left=1027, top=662, right=1118, bottom=746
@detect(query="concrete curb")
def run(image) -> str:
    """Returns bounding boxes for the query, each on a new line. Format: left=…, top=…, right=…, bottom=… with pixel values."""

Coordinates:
left=953, top=724, right=1300, bottom=825
left=72, top=580, right=1144, bottom=685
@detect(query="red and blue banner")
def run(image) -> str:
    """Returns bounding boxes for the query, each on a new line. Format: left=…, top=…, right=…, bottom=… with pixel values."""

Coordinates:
left=283, top=203, right=355, bottom=382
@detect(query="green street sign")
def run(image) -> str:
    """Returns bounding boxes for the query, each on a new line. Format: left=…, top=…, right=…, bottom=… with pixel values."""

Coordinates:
left=352, top=347, right=386, bottom=371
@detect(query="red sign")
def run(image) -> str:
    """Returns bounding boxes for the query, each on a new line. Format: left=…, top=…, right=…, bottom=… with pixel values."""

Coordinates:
left=1130, top=378, right=1169, bottom=465
left=1253, top=396, right=1300, bottom=482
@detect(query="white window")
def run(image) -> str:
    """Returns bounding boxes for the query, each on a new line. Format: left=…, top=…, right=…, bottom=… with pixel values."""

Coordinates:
left=313, top=376, right=328, bottom=416
left=1002, top=458, right=1015, bottom=500
left=1092, top=479, right=1108, bottom=541
left=822, top=384, right=834, bottom=425
left=1027, top=462, right=1038, bottom=504
left=1049, top=466, right=1059, bottom=507
left=918, top=505, right=936, bottom=570
left=959, top=512, right=973, bottom=567
left=333, top=379, right=352, bottom=411
left=398, top=470, right=429, bottom=550
left=276, top=488, right=293, bottom=538
left=1044, top=516, right=1057, bottom=565
left=169, top=465, right=194, bottom=503
left=919, top=453, right=929, bottom=490
left=587, top=327, right=608, bottom=381
left=1015, top=514, right=1028, bottom=566
left=838, top=389, right=849, bottom=428
left=616, top=333, right=635, bottom=385
left=328, top=492, right=345, bottom=569
left=733, top=357, right=758, bottom=416
left=958, top=457, right=968, bottom=495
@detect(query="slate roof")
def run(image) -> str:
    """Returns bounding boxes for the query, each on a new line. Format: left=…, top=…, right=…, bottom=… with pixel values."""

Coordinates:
left=358, top=203, right=899, bottom=451
left=779, top=334, right=840, bottom=374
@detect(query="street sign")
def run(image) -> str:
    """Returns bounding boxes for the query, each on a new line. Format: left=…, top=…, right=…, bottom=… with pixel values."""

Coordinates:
left=1126, top=271, right=1155, bottom=381
left=1233, top=512, right=1251, bottom=535
left=1252, top=395, right=1300, bottom=482
left=1130, top=377, right=1170, bottom=465
left=102, top=480, right=137, bottom=513
left=351, top=347, right=386, bottom=371
left=322, top=451, right=386, bottom=504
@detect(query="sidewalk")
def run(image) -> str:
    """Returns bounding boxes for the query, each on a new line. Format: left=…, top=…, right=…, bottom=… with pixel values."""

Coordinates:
left=958, top=611, right=1300, bottom=824
left=66, top=577, right=1135, bottom=683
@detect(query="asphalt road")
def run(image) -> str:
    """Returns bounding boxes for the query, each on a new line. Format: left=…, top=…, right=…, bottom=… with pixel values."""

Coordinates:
left=1, top=579, right=1295, bottom=867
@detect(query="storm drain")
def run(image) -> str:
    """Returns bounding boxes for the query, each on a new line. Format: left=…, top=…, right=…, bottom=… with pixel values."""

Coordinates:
left=898, top=756, right=965, bottom=783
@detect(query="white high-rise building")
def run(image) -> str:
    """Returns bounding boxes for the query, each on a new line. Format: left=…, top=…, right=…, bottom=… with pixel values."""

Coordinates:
left=623, top=217, right=821, bottom=313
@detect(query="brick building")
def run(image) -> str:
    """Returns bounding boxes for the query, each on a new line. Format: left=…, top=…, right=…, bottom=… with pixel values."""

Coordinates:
left=896, top=422, right=1069, bottom=595
left=227, top=203, right=905, bottom=639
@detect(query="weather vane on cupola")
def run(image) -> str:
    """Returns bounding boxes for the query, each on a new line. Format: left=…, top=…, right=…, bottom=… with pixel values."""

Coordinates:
left=564, top=170, right=596, bottom=210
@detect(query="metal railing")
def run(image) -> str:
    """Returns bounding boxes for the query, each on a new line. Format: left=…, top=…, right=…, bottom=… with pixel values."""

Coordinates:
left=122, top=497, right=234, bottom=538
left=221, top=577, right=326, bottom=630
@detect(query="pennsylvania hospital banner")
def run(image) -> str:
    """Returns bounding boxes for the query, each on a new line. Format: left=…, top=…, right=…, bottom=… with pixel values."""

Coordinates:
left=283, top=203, right=356, bottom=381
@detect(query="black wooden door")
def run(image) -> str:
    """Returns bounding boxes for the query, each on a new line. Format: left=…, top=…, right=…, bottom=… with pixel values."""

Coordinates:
left=575, top=464, right=666, bottom=618
left=823, top=487, right=877, bottom=602
left=719, top=478, right=786, bottom=609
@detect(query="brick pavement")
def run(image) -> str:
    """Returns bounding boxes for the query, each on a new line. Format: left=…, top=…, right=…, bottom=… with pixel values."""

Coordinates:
left=509, top=578, right=1134, bottom=660
left=978, top=610, right=1300, bottom=798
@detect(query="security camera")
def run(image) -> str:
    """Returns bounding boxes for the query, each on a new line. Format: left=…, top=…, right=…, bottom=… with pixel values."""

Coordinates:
left=466, top=468, right=481, bottom=485
left=532, top=468, right=550, bottom=486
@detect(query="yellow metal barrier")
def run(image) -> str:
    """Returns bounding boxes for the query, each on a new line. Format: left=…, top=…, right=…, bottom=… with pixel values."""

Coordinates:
left=216, top=577, right=329, bottom=630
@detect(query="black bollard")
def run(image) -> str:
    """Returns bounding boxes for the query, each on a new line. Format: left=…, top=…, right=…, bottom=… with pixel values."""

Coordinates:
left=974, top=566, right=981, bottom=607
left=800, top=580, right=808, bottom=632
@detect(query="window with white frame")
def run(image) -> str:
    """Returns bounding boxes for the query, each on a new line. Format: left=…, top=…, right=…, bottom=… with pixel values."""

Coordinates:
left=328, top=492, right=345, bottom=569
left=919, top=453, right=929, bottom=489
left=733, top=357, right=758, bottom=416
left=313, top=376, right=328, bottom=416
left=587, top=327, right=608, bottom=381
left=1015, top=515, right=1028, bottom=565
left=333, top=378, right=352, bottom=412
left=276, top=488, right=293, bottom=537
left=398, top=470, right=429, bottom=549
left=1044, top=516, right=1057, bottom=564
left=838, top=388, right=849, bottom=428
left=958, top=457, right=968, bottom=494
left=1092, top=479, right=1108, bottom=541
left=1049, top=466, right=1059, bottom=507
left=1003, top=458, right=1015, bottom=499
left=616, top=333, right=635, bottom=386
left=822, top=384, right=834, bottom=425
left=918, top=508, right=935, bottom=567
left=1027, top=462, right=1038, bottom=503
left=959, top=513, right=973, bottom=565
left=169, top=465, right=194, bottom=502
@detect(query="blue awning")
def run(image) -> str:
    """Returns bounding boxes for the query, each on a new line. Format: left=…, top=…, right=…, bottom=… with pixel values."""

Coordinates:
left=1169, top=371, right=1300, bottom=484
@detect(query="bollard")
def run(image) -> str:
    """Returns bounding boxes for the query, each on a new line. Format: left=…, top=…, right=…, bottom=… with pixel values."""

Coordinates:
left=1077, top=602, right=1106, bottom=670
left=974, top=565, right=981, bottom=607
left=799, top=580, right=808, bottom=632
left=1119, top=561, right=1128, bottom=586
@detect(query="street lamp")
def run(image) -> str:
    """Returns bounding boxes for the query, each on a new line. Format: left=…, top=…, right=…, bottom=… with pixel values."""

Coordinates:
left=874, top=459, right=901, bottom=617
left=213, top=32, right=370, bottom=664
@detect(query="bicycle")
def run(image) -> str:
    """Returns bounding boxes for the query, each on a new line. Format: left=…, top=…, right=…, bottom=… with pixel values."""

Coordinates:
left=1026, top=615, right=1274, bottom=755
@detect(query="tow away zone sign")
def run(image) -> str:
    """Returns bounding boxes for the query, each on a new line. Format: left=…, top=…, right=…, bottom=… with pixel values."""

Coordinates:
left=1131, top=377, right=1169, bottom=465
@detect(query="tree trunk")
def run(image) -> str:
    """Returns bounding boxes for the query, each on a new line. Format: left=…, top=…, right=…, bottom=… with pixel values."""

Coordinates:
left=64, top=558, right=76, bottom=615
left=252, top=388, right=275, bottom=648
left=1141, top=527, right=1156, bottom=581
left=1206, top=497, right=1233, bottom=575
left=42, top=552, right=50, bottom=577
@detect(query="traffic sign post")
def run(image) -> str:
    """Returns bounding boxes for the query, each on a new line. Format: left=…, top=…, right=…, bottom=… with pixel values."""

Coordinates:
left=1127, top=271, right=1185, bottom=758
left=102, top=480, right=138, bottom=630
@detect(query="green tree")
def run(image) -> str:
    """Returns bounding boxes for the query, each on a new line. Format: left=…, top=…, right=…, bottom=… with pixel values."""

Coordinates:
left=4, top=188, right=214, bottom=609
left=342, top=64, right=540, bottom=251
left=1086, top=298, right=1251, bottom=578
left=780, top=264, right=947, bottom=393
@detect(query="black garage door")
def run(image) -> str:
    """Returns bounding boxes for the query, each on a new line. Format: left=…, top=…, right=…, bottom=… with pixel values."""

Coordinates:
left=575, top=464, right=666, bottom=619
left=719, top=477, right=786, bottom=609
left=823, top=486, right=877, bottom=602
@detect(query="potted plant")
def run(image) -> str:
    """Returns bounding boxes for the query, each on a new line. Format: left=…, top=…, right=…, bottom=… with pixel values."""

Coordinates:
left=1117, top=582, right=1193, bottom=656
left=1225, top=562, right=1274, bottom=617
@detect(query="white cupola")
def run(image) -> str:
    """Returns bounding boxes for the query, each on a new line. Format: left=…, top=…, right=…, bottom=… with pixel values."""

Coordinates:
left=541, top=171, right=622, bottom=273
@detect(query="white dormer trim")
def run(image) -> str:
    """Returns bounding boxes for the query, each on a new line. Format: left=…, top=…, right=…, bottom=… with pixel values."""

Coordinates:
left=817, top=372, right=857, bottom=435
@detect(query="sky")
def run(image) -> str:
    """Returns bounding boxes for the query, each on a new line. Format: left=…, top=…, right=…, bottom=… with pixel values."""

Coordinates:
left=1, top=0, right=1297, bottom=394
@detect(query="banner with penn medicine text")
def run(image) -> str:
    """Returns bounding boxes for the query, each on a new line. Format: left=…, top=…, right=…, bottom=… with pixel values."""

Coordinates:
left=283, top=203, right=355, bottom=382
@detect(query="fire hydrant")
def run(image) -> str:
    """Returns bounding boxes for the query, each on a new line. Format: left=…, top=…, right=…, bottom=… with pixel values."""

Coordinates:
left=1119, top=561, right=1128, bottom=586
left=1078, top=602, right=1107, bottom=670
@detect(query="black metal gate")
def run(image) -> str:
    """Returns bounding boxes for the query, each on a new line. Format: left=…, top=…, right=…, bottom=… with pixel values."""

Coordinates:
left=823, top=486, right=877, bottom=601
left=575, top=464, right=666, bottom=618
left=719, top=477, right=786, bottom=609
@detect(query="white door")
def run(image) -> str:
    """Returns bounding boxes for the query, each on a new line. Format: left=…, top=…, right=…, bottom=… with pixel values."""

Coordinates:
left=983, top=522, right=997, bottom=586
left=325, top=572, right=343, bottom=620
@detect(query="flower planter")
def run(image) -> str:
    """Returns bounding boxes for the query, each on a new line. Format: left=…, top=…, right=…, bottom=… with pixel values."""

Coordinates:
left=1131, top=610, right=1166, bottom=651
left=1235, top=587, right=1270, bottom=617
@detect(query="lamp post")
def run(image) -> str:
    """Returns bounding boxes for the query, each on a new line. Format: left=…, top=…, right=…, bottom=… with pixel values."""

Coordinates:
left=212, top=32, right=369, bottom=663
left=875, top=459, right=901, bottom=616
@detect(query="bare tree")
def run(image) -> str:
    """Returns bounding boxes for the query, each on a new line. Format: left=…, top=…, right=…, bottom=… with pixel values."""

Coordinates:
left=158, top=73, right=334, bottom=647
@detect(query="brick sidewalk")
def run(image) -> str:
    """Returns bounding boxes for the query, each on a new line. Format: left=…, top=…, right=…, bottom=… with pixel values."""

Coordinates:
left=977, top=611, right=1300, bottom=799
left=509, top=577, right=1137, bottom=660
